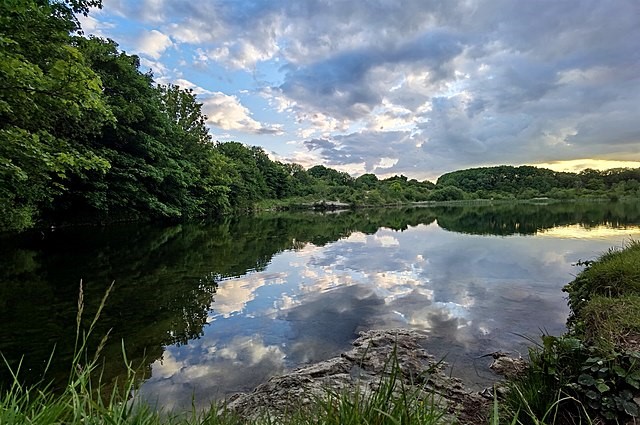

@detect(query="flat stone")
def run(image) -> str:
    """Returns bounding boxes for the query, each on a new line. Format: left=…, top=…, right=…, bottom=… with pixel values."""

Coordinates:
left=224, top=329, right=490, bottom=424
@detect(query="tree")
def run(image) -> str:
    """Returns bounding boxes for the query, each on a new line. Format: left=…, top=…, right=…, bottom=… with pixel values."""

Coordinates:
left=157, top=84, right=211, bottom=146
left=308, top=165, right=354, bottom=186
left=216, top=142, right=270, bottom=207
left=355, top=173, right=378, bottom=189
left=0, top=0, right=111, bottom=231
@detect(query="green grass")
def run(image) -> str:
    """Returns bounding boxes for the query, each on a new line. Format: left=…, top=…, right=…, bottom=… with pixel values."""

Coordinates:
left=301, top=353, right=447, bottom=425
left=580, top=294, right=640, bottom=351
left=0, top=347, right=449, bottom=425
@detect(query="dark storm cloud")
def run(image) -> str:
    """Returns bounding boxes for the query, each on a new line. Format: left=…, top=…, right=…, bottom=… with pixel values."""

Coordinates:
left=279, top=29, right=466, bottom=119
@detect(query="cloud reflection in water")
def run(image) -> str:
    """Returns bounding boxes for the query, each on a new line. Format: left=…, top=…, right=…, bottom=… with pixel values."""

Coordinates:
left=140, top=221, right=636, bottom=410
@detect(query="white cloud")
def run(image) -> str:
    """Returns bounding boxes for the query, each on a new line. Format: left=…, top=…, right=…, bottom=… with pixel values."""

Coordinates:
left=77, top=14, right=115, bottom=37
left=142, top=334, right=286, bottom=411
left=202, top=92, right=284, bottom=135
left=213, top=272, right=287, bottom=317
left=138, top=57, right=169, bottom=76
left=166, top=78, right=213, bottom=96
left=207, top=38, right=280, bottom=70
left=133, top=29, right=173, bottom=59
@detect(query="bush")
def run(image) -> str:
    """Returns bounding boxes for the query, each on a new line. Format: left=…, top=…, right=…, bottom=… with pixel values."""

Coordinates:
left=427, top=186, right=466, bottom=201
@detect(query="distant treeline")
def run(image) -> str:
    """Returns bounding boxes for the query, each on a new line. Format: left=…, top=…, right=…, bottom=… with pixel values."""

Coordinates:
left=2, top=1, right=639, bottom=233
left=437, top=166, right=640, bottom=201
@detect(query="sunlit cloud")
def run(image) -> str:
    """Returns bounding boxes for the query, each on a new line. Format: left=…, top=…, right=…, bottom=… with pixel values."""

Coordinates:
left=213, top=272, right=287, bottom=317
left=89, top=0, right=639, bottom=178
left=202, top=92, right=284, bottom=135
left=132, top=29, right=173, bottom=59
left=77, top=14, right=115, bottom=37
left=143, top=335, right=286, bottom=411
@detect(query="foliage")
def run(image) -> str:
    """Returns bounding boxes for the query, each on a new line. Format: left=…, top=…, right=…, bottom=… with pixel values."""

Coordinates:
left=580, top=295, right=640, bottom=352
left=503, top=334, right=640, bottom=423
left=572, top=350, right=640, bottom=420
left=2, top=0, right=640, bottom=234
left=427, top=185, right=467, bottom=201
left=0, top=0, right=112, bottom=231
left=437, top=165, right=640, bottom=201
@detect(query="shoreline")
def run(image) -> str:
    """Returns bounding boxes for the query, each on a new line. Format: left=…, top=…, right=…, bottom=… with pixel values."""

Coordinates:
left=223, top=328, right=520, bottom=424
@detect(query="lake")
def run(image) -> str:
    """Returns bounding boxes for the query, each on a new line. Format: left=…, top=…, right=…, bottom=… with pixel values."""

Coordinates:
left=1, top=201, right=640, bottom=410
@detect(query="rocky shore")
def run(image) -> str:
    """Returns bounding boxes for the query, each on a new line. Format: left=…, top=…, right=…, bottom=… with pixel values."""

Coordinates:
left=225, top=329, right=522, bottom=424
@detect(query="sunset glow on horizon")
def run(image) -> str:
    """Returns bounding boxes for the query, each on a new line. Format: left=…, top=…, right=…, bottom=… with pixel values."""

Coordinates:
left=531, top=159, right=640, bottom=174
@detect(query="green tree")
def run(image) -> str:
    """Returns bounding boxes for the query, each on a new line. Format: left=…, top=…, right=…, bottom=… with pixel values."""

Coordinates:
left=355, top=173, right=379, bottom=189
left=216, top=142, right=270, bottom=207
left=0, top=0, right=112, bottom=231
left=157, top=84, right=231, bottom=215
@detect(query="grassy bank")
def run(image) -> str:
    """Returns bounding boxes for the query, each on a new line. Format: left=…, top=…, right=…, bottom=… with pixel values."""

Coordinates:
left=499, top=240, right=640, bottom=424
left=0, top=351, right=448, bottom=425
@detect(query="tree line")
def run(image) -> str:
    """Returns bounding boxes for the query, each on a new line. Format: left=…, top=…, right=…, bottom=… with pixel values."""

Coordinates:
left=2, top=0, right=639, bottom=233
left=436, top=165, right=640, bottom=201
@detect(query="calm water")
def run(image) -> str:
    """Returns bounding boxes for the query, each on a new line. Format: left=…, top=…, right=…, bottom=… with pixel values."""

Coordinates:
left=2, top=201, right=640, bottom=410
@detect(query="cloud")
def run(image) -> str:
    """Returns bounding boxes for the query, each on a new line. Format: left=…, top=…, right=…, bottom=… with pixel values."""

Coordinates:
left=302, top=130, right=415, bottom=174
left=212, top=272, right=287, bottom=317
left=132, top=29, right=173, bottom=59
left=201, top=92, right=284, bottom=135
left=141, top=335, right=286, bottom=411
left=276, top=0, right=640, bottom=176
left=77, top=14, right=115, bottom=37
left=278, top=28, right=465, bottom=121
left=95, top=0, right=640, bottom=177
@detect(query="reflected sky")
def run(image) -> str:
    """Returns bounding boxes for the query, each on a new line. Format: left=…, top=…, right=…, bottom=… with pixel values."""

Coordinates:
left=139, top=221, right=640, bottom=411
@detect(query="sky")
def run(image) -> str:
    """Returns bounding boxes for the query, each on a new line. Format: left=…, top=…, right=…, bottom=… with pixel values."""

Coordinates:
left=80, top=0, right=640, bottom=181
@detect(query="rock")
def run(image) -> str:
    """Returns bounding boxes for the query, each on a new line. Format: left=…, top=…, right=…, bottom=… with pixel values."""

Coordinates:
left=489, top=352, right=528, bottom=378
left=224, top=329, right=489, bottom=424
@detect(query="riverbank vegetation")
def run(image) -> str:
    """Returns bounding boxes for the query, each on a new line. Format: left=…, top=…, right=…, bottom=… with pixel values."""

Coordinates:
left=1, top=361, right=447, bottom=425
left=2, top=0, right=640, bottom=233
left=501, top=241, right=640, bottom=424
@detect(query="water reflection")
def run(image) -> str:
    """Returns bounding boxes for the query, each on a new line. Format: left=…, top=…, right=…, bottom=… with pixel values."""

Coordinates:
left=1, top=201, right=640, bottom=409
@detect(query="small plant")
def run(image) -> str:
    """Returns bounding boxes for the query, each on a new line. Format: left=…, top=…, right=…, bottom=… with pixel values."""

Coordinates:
left=502, top=335, right=588, bottom=424
left=502, top=333, right=640, bottom=424
left=277, top=344, right=447, bottom=425
left=571, top=349, right=640, bottom=421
